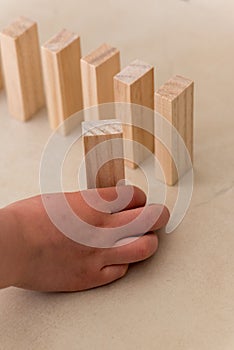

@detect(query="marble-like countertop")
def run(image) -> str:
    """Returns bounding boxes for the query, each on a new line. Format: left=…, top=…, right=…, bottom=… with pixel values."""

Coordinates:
left=0, top=1, right=233, bottom=349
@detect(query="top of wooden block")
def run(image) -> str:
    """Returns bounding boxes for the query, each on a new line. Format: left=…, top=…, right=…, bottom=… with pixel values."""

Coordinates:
left=81, top=43, right=119, bottom=67
left=42, top=29, right=79, bottom=52
left=82, top=120, right=122, bottom=136
left=114, top=59, right=153, bottom=85
left=1, top=16, right=36, bottom=38
left=156, top=75, right=194, bottom=101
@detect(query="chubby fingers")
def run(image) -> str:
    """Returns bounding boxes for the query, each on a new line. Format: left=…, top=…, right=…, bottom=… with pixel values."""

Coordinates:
left=103, top=233, right=159, bottom=266
left=97, top=185, right=147, bottom=212
left=104, top=203, right=170, bottom=243
left=100, top=233, right=159, bottom=286
left=79, top=185, right=147, bottom=214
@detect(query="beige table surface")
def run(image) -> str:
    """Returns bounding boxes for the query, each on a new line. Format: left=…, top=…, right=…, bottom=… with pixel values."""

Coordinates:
left=0, top=0, right=234, bottom=349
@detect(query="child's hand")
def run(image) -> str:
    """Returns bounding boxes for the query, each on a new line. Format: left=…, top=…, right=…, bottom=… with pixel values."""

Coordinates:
left=0, top=186, right=169, bottom=292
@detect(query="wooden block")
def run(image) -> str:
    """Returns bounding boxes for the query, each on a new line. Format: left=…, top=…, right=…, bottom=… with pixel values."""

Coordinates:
left=82, top=120, right=125, bottom=189
left=41, top=29, right=83, bottom=132
left=81, top=43, right=120, bottom=120
left=155, top=75, right=194, bottom=186
left=114, top=59, right=155, bottom=168
left=0, top=16, right=44, bottom=121
left=0, top=52, right=3, bottom=90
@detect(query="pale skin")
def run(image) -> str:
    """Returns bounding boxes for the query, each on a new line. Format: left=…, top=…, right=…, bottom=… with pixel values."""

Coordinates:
left=0, top=185, right=170, bottom=292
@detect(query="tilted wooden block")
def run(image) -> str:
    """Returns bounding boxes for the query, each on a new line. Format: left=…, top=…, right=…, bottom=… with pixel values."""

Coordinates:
left=114, top=59, right=155, bottom=168
left=0, top=16, right=44, bottom=121
left=155, top=75, right=194, bottom=186
left=81, top=43, right=120, bottom=120
left=41, top=29, right=83, bottom=132
left=82, top=120, right=125, bottom=189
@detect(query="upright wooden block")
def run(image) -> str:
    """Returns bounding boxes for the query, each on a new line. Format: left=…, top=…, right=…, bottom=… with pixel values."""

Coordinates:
left=0, top=53, right=3, bottom=90
left=114, top=59, right=154, bottom=168
left=0, top=17, right=44, bottom=121
left=82, top=120, right=125, bottom=189
left=41, top=29, right=83, bottom=132
left=81, top=43, right=120, bottom=120
left=155, top=75, right=194, bottom=186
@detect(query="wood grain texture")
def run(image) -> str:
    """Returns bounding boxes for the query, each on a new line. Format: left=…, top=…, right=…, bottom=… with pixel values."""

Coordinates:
left=155, top=75, right=194, bottom=186
left=82, top=120, right=125, bottom=189
left=0, top=51, right=3, bottom=90
left=114, top=59, right=154, bottom=168
left=0, top=16, right=44, bottom=121
left=81, top=43, right=120, bottom=120
left=41, top=29, right=83, bottom=132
